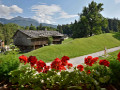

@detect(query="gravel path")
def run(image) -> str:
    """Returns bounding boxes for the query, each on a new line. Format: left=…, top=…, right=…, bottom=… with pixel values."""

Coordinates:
left=46, top=46, right=120, bottom=66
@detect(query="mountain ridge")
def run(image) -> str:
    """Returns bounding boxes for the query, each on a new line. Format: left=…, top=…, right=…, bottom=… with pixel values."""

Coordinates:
left=0, top=16, right=57, bottom=28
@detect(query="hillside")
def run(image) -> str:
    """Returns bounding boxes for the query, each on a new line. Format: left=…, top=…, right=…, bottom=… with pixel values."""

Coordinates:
left=0, top=16, right=57, bottom=28
left=24, top=33, right=120, bottom=62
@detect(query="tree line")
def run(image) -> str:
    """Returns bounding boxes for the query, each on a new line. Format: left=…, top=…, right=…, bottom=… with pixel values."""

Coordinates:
left=0, top=23, right=57, bottom=45
left=25, top=24, right=56, bottom=31
left=57, top=1, right=120, bottom=38
left=0, top=23, right=24, bottom=45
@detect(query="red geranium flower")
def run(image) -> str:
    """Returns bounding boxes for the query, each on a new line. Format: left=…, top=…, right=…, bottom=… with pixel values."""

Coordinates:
left=36, top=68, right=43, bottom=73
left=77, top=64, right=84, bottom=71
left=28, top=56, right=37, bottom=67
left=117, top=52, right=120, bottom=57
left=86, top=70, right=91, bottom=74
left=62, top=56, right=70, bottom=60
left=84, top=56, right=98, bottom=66
left=43, top=66, right=50, bottom=73
left=61, top=59, right=68, bottom=66
left=61, top=56, right=69, bottom=66
left=117, top=57, right=120, bottom=61
left=51, top=58, right=62, bottom=66
left=36, top=60, right=46, bottom=68
left=99, top=59, right=110, bottom=67
left=19, top=55, right=28, bottom=65
left=84, top=56, right=93, bottom=66
left=51, top=58, right=62, bottom=71
left=36, top=60, right=46, bottom=73
left=60, top=65, right=66, bottom=70
left=67, top=63, right=73, bottom=69
left=117, top=52, right=120, bottom=61
left=92, top=57, right=99, bottom=62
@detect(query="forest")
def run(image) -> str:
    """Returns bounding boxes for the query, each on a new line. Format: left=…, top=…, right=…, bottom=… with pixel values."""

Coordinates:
left=57, top=1, right=120, bottom=38
left=57, top=18, right=120, bottom=38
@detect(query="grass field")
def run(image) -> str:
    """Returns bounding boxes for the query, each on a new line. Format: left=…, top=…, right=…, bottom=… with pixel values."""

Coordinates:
left=62, top=38, right=73, bottom=44
left=0, top=32, right=120, bottom=63
left=23, top=33, right=120, bottom=62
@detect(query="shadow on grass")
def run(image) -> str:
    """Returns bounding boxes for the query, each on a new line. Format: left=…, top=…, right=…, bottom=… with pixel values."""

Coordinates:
left=113, top=32, right=120, bottom=40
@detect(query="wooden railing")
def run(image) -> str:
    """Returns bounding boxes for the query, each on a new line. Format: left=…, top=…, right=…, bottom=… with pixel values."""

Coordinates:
left=32, top=40, right=48, bottom=45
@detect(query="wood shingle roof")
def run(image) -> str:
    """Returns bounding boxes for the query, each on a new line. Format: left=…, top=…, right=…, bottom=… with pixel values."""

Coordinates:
left=15, top=30, right=64, bottom=38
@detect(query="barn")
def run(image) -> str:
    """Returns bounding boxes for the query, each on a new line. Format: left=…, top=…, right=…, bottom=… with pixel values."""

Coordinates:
left=13, top=30, right=64, bottom=52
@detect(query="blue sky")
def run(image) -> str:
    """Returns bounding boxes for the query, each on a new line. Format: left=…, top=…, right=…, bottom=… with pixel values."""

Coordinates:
left=0, top=0, right=120, bottom=25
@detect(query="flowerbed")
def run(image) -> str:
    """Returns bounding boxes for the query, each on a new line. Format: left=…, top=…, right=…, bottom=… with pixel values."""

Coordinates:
left=6, top=52, right=120, bottom=89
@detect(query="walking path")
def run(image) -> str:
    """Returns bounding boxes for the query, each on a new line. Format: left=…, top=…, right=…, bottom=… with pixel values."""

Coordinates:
left=46, top=46, right=120, bottom=66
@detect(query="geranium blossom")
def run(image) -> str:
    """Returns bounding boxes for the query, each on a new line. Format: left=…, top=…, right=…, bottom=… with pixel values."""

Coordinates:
left=19, top=55, right=28, bottom=65
left=117, top=52, right=120, bottom=61
left=43, top=66, right=50, bottom=73
left=28, top=56, right=37, bottom=67
left=61, top=56, right=69, bottom=66
left=86, top=70, right=91, bottom=74
left=84, top=56, right=98, bottom=66
left=36, top=60, right=46, bottom=73
left=36, top=60, right=46, bottom=68
left=60, top=65, right=66, bottom=70
left=92, top=57, right=99, bottom=62
left=99, top=59, right=110, bottom=67
left=67, top=63, right=73, bottom=69
left=62, top=56, right=69, bottom=60
left=77, top=64, right=84, bottom=71
left=51, top=58, right=62, bottom=71
left=84, top=56, right=93, bottom=66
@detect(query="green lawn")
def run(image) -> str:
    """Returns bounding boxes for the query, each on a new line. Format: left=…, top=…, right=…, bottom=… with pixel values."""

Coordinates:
left=24, top=33, right=120, bottom=62
left=62, top=38, right=73, bottom=44
left=0, top=33, right=120, bottom=63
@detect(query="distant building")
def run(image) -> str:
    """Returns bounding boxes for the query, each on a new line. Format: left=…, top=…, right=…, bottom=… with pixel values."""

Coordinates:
left=13, top=30, right=64, bottom=52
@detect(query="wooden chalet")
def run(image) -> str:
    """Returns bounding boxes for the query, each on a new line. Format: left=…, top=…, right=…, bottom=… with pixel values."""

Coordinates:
left=13, top=30, right=64, bottom=52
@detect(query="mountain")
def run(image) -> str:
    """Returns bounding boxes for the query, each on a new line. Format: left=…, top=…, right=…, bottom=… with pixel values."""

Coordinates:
left=0, top=16, right=57, bottom=28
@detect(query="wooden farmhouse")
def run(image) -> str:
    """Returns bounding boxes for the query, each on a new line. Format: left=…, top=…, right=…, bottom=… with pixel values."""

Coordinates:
left=13, top=30, right=64, bottom=52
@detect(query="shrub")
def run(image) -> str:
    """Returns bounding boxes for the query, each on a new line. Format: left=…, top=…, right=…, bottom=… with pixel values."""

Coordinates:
left=108, top=52, right=120, bottom=83
left=48, top=36, right=53, bottom=45
left=3, top=44, right=20, bottom=55
left=0, top=55, right=19, bottom=81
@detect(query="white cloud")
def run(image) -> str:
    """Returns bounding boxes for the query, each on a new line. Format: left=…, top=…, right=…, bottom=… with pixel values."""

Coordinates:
left=32, top=4, right=61, bottom=24
left=0, top=5, right=23, bottom=19
left=59, top=11, right=78, bottom=19
left=31, top=4, right=77, bottom=24
left=115, top=0, right=120, bottom=3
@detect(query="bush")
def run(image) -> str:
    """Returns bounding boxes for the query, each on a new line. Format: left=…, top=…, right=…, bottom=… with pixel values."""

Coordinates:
left=0, top=54, right=19, bottom=81
left=108, top=58, right=120, bottom=83
left=48, top=36, right=53, bottom=45
left=4, top=50, right=19, bottom=55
